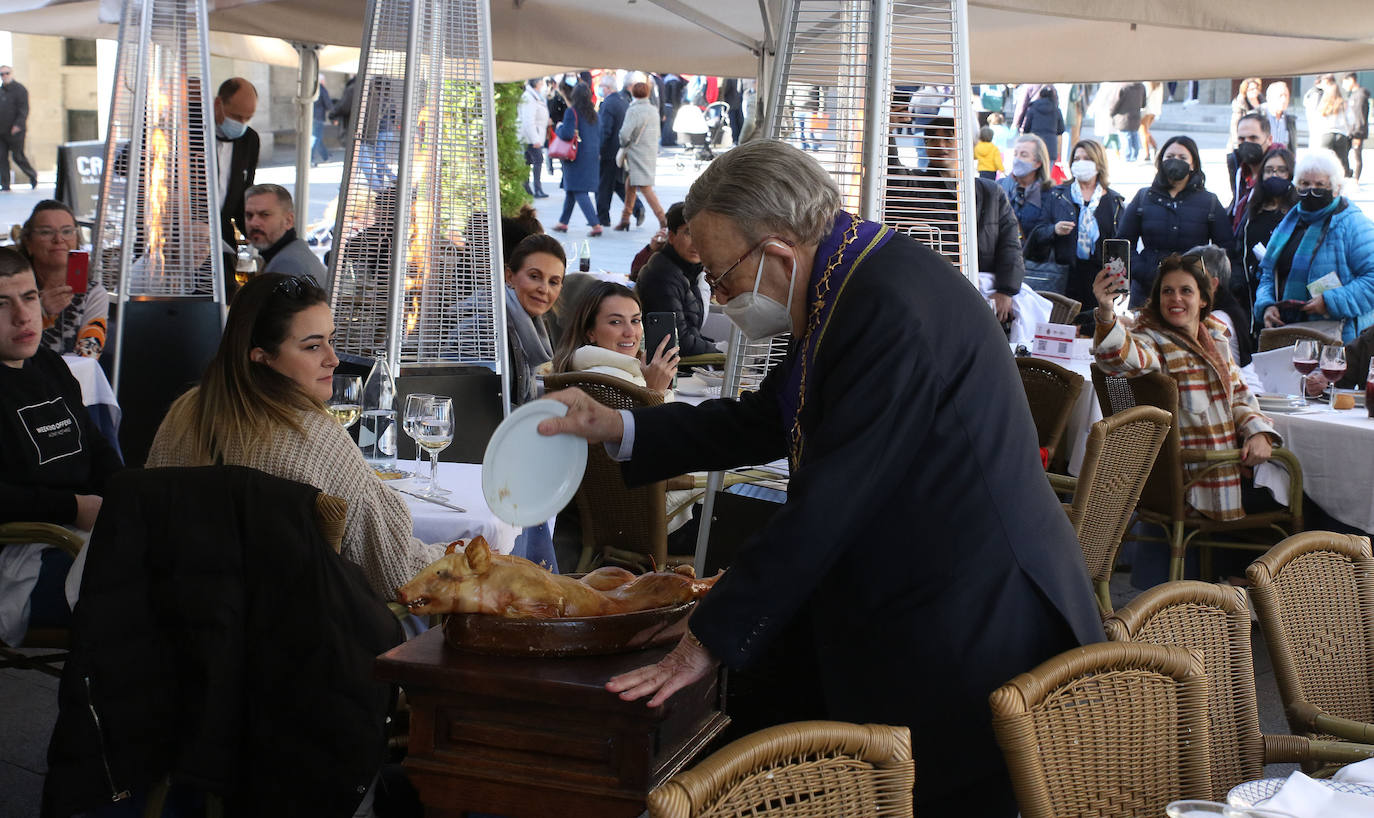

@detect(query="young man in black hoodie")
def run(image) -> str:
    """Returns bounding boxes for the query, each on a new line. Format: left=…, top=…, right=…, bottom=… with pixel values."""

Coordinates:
left=0, top=247, right=121, bottom=645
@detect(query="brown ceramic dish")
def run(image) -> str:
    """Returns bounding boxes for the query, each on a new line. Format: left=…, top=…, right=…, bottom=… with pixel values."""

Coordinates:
left=442, top=600, right=695, bottom=657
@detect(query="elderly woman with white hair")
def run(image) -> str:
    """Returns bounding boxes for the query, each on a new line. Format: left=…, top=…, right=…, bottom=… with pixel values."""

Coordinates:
left=537, top=139, right=1102, bottom=817
left=1255, top=148, right=1374, bottom=343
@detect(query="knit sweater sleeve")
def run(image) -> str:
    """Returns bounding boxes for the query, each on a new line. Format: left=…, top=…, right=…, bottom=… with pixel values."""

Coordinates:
left=278, top=412, right=448, bottom=599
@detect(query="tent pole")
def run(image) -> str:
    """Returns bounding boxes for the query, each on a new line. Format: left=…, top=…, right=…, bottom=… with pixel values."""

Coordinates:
left=859, top=0, right=892, bottom=221
left=292, top=42, right=319, bottom=233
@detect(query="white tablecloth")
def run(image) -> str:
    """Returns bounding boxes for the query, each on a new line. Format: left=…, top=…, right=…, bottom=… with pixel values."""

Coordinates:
left=390, top=461, right=520, bottom=554
left=62, top=354, right=120, bottom=426
left=1024, top=352, right=1101, bottom=476
left=1265, top=408, right=1374, bottom=533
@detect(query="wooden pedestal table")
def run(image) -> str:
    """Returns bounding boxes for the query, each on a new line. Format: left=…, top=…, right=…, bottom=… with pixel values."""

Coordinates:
left=375, top=628, right=730, bottom=817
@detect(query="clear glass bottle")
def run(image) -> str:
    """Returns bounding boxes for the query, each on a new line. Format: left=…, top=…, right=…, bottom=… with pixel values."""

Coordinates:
left=359, top=353, right=398, bottom=470
left=579, top=239, right=591, bottom=273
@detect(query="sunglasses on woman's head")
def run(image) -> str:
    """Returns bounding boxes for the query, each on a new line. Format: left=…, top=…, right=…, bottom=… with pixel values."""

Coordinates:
left=273, top=274, right=320, bottom=299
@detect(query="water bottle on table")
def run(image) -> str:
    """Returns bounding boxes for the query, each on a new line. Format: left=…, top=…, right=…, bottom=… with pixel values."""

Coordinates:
left=360, top=352, right=399, bottom=472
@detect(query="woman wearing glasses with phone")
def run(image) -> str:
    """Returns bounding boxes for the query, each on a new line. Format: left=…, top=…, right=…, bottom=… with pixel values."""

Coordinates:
left=146, top=273, right=449, bottom=600
left=19, top=200, right=107, bottom=358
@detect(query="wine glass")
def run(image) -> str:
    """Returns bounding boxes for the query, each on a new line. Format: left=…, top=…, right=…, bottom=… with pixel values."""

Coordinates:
left=414, top=396, right=454, bottom=498
left=1291, top=338, right=1320, bottom=407
left=328, top=375, right=362, bottom=429
left=402, top=393, right=435, bottom=477
left=1319, top=343, right=1347, bottom=407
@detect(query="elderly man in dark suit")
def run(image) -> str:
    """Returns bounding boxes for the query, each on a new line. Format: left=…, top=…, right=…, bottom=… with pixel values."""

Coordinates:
left=214, top=77, right=260, bottom=246
left=539, top=140, right=1102, bottom=817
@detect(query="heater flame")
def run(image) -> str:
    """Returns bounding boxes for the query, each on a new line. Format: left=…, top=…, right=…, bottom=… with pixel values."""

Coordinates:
left=404, top=104, right=435, bottom=337
left=144, top=62, right=172, bottom=284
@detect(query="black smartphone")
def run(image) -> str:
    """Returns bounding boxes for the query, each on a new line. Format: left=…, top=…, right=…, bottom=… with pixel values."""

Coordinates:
left=1102, top=238, right=1131, bottom=303
left=643, top=311, right=679, bottom=359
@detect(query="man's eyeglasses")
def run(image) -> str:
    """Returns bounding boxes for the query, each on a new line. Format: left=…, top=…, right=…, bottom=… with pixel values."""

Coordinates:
left=33, top=227, right=78, bottom=241
left=703, top=236, right=793, bottom=295
left=274, top=274, right=321, bottom=299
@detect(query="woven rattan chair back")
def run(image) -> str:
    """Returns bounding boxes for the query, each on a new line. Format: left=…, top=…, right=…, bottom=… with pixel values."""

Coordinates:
left=314, top=493, right=348, bottom=553
left=1246, top=532, right=1374, bottom=737
left=1068, top=406, right=1171, bottom=611
left=1105, top=581, right=1264, bottom=798
left=542, top=371, right=668, bottom=571
left=1090, top=367, right=1186, bottom=519
left=1016, top=357, right=1085, bottom=466
left=1042, top=292, right=1083, bottom=326
left=646, top=720, right=914, bottom=818
left=989, top=641, right=1213, bottom=818
left=1257, top=326, right=1341, bottom=353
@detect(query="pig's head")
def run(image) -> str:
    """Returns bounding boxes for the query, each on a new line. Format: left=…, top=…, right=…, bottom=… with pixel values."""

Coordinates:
left=395, top=537, right=495, bottom=615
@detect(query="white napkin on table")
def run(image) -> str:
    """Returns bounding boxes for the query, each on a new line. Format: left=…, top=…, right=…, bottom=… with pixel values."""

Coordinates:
left=1333, top=757, right=1374, bottom=784
left=1260, top=770, right=1374, bottom=817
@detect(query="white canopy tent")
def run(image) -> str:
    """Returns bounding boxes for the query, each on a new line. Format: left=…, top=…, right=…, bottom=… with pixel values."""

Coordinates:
left=3, top=0, right=1374, bottom=81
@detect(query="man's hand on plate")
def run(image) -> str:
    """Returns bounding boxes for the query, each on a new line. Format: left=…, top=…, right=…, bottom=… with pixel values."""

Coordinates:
left=538, top=387, right=625, bottom=444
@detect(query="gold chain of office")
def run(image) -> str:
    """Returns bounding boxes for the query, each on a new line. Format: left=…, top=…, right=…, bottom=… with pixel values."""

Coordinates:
left=789, top=215, right=860, bottom=467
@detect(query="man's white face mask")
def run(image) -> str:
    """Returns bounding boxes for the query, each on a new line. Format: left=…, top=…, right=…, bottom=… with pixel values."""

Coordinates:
left=723, top=241, right=796, bottom=340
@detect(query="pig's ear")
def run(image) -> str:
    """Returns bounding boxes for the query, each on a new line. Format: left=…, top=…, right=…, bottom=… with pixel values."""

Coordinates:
left=445, top=540, right=460, bottom=555
left=465, top=536, right=492, bottom=571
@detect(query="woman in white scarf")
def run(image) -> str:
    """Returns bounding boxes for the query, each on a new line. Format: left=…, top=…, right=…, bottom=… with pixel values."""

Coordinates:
left=549, top=281, right=679, bottom=396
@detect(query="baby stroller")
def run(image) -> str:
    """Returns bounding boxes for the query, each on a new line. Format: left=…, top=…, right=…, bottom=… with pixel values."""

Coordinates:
left=673, top=102, right=731, bottom=168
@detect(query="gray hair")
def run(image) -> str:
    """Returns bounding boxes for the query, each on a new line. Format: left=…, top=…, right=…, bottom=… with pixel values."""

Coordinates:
left=1013, top=133, right=1053, bottom=189
left=245, top=183, right=293, bottom=210
left=683, top=140, right=840, bottom=245
left=1186, top=244, right=1231, bottom=288
left=1293, top=148, right=1346, bottom=193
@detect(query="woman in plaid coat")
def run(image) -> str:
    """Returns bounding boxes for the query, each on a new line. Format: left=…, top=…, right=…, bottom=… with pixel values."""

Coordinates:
left=1090, top=253, right=1280, bottom=520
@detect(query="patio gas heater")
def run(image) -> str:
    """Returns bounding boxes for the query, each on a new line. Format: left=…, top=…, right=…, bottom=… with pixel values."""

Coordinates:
left=94, top=0, right=225, bottom=465
left=326, top=0, right=507, bottom=463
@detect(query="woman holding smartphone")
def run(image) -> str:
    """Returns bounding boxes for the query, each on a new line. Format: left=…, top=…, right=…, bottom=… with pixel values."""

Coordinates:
left=19, top=200, right=108, bottom=358
left=549, top=280, right=679, bottom=397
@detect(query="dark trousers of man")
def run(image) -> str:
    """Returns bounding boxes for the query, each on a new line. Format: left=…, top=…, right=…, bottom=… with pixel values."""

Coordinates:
left=595, top=159, right=642, bottom=226
left=0, top=130, right=37, bottom=188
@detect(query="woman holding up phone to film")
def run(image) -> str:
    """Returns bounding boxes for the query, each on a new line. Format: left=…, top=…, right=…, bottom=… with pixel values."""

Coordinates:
left=19, top=200, right=107, bottom=358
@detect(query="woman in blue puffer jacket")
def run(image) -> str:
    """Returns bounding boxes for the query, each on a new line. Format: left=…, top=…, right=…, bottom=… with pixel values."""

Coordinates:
left=1255, top=149, right=1374, bottom=343
left=1116, top=135, right=1233, bottom=305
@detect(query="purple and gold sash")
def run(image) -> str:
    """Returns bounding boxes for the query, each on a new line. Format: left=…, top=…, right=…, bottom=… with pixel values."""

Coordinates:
left=778, top=211, right=894, bottom=468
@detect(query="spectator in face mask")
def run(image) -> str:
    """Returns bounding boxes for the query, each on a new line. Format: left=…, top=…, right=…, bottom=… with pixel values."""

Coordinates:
left=1256, top=148, right=1374, bottom=343
left=1226, top=113, right=1273, bottom=234
left=1116, top=135, right=1234, bottom=305
left=1043, top=139, right=1125, bottom=322
left=1240, top=147, right=1298, bottom=312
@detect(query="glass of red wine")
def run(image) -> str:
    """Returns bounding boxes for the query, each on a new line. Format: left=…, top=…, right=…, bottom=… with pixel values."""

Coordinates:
left=1319, top=344, right=1347, bottom=407
left=1291, top=339, right=1320, bottom=407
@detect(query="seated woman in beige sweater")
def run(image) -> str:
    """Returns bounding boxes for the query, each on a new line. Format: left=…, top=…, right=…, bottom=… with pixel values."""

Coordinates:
left=146, top=273, right=447, bottom=599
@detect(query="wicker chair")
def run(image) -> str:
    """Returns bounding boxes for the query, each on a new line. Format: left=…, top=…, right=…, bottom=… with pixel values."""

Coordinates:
left=1105, top=580, right=1374, bottom=796
left=1041, top=291, right=1083, bottom=327
left=1016, top=357, right=1085, bottom=471
left=1257, top=326, right=1341, bottom=353
left=989, top=641, right=1213, bottom=818
left=0, top=494, right=348, bottom=677
left=1049, top=406, right=1172, bottom=614
left=1247, top=532, right=1374, bottom=751
left=542, top=371, right=674, bottom=572
left=1090, top=367, right=1303, bottom=581
left=0, top=522, right=84, bottom=676
left=646, top=720, right=914, bottom=818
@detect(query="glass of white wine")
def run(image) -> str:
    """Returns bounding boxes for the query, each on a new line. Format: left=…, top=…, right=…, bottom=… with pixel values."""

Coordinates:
left=403, top=393, right=435, bottom=477
left=328, top=375, right=362, bottom=429
left=415, top=396, right=454, bottom=498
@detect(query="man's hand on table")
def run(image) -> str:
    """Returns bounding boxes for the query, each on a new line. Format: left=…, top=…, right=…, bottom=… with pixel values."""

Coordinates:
left=537, top=388, right=625, bottom=444
left=606, top=630, right=719, bottom=707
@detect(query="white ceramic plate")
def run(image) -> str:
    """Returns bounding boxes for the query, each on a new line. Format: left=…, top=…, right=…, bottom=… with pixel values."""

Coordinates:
left=481, top=400, right=588, bottom=527
left=694, top=368, right=725, bottom=388
left=675, top=376, right=708, bottom=397
left=1229, top=777, right=1374, bottom=807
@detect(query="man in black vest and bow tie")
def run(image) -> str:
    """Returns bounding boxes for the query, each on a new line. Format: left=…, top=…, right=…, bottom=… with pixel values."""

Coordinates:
left=214, top=77, right=260, bottom=249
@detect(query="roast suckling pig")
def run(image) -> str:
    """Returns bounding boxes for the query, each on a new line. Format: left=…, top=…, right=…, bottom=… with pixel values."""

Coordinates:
left=396, top=537, right=720, bottom=618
